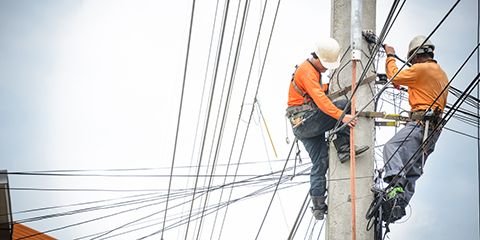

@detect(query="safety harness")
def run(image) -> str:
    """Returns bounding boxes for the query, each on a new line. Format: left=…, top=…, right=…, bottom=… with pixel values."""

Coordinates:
left=285, top=59, right=325, bottom=127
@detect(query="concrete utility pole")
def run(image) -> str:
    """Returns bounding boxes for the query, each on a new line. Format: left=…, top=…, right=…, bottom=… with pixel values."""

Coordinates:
left=327, top=0, right=376, bottom=240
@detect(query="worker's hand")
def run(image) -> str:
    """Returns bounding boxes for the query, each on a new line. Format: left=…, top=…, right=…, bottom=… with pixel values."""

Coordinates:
left=393, top=83, right=400, bottom=90
left=342, top=114, right=358, bottom=128
left=384, top=44, right=396, bottom=56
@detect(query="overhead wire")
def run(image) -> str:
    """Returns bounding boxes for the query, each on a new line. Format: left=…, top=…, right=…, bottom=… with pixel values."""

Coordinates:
left=146, top=183, right=307, bottom=239
left=204, top=0, right=246, bottom=238
left=180, top=0, right=223, bottom=237
left=382, top=43, right=480, bottom=170
left=6, top=158, right=299, bottom=175
left=216, top=0, right=284, bottom=238
left=190, top=0, right=285, bottom=238
left=377, top=86, right=480, bottom=137
left=380, top=72, right=480, bottom=217
left=7, top=164, right=306, bottom=222
left=84, top=174, right=302, bottom=239
left=182, top=1, right=232, bottom=238
left=330, top=0, right=404, bottom=136
left=73, top=165, right=310, bottom=239
left=129, top=168, right=311, bottom=240
left=286, top=191, right=309, bottom=240
left=9, top=1, right=478, bottom=239
left=355, top=1, right=474, bottom=237
left=195, top=0, right=284, bottom=238
left=193, top=0, right=239, bottom=237
left=332, top=0, right=461, bottom=137
left=199, top=0, right=254, bottom=239
left=161, top=0, right=196, bottom=238
left=477, top=0, right=480, bottom=237
left=9, top=162, right=375, bottom=239
left=280, top=2, right=407, bottom=232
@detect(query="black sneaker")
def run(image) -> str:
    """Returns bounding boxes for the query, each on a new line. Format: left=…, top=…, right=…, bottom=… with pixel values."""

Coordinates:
left=382, top=192, right=407, bottom=223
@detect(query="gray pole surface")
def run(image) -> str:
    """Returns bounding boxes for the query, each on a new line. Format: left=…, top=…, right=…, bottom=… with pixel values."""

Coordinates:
left=327, top=0, right=376, bottom=239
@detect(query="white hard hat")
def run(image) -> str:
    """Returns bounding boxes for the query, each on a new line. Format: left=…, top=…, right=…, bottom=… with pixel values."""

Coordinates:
left=315, top=37, right=341, bottom=69
left=407, top=35, right=435, bottom=58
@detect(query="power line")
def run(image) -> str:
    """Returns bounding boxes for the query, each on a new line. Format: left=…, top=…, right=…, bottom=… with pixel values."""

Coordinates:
left=183, top=0, right=232, bottom=237
left=161, top=0, right=197, bottom=238
left=382, top=42, right=479, bottom=175
left=332, top=0, right=461, bottom=135
left=195, top=0, right=249, bottom=236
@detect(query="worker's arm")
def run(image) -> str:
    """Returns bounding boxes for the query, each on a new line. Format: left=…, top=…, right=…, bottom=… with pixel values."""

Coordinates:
left=302, top=71, right=343, bottom=120
left=384, top=44, right=416, bottom=87
left=386, top=57, right=417, bottom=87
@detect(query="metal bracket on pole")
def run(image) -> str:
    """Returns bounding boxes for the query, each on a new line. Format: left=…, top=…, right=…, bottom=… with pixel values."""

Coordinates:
left=351, top=49, right=362, bottom=61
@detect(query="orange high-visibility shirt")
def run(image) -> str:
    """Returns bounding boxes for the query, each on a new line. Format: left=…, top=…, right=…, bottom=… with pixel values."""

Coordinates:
left=288, top=60, right=343, bottom=120
left=386, top=57, right=448, bottom=112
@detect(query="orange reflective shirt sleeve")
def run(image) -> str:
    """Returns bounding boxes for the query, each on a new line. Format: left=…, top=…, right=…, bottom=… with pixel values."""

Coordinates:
left=385, top=56, right=416, bottom=85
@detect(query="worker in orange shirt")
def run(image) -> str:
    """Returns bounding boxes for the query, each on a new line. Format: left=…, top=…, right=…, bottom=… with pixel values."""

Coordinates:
left=286, top=37, right=368, bottom=220
left=382, top=35, right=448, bottom=222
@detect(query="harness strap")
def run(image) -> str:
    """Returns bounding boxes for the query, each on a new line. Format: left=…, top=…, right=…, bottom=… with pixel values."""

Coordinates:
left=290, top=59, right=325, bottom=104
left=291, top=80, right=309, bottom=104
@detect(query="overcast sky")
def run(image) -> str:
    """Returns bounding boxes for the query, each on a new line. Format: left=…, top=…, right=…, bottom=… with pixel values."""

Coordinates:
left=0, top=0, right=479, bottom=239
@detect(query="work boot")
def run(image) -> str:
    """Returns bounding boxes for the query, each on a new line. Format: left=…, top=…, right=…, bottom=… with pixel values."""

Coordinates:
left=311, top=196, right=328, bottom=220
left=333, top=137, right=369, bottom=163
left=383, top=186, right=407, bottom=223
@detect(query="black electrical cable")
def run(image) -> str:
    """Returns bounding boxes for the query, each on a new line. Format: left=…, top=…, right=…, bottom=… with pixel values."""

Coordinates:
left=160, top=0, right=196, bottom=238
left=133, top=169, right=311, bottom=240
left=6, top=159, right=298, bottom=175
left=476, top=0, right=480, bottom=238
left=181, top=0, right=222, bottom=233
left=368, top=39, right=478, bottom=240
left=330, top=0, right=403, bottom=136
left=182, top=1, right=232, bottom=239
left=382, top=43, right=480, bottom=170
left=209, top=0, right=264, bottom=236
left=113, top=167, right=312, bottom=239
left=204, top=0, right=283, bottom=237
left=217, top=0, right=282, bottom=238
left=385, top=73, right=480, bottom=194
left=83, top=161, right=309, bottom=239
left=196, top=0, right=269, bottom=238
left=10, top=164, right=373, bottom=239
left=332, top=0, right=461, bottom=135
left=204, top=0, right=253, bottom=239
left=286, top=191, right=309, bottom=240
left=78, top=166, right=307, bottom=239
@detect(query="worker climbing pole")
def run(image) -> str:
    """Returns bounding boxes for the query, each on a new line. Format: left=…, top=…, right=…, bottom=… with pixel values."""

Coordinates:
left=360, top=4, right=455, bottom=236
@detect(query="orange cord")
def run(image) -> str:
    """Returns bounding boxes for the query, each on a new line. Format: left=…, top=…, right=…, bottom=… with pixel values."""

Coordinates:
left=350, top=60, right=357, bottom=240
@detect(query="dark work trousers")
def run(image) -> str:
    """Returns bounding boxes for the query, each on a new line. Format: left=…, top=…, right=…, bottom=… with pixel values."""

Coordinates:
left=383, top=121, right=442, bottom=203
left=292, top=99, right=350, bottom=197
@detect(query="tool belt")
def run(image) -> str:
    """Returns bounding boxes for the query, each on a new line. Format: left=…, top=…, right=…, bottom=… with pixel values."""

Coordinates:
left=286, top=102, right=316, bottom=127
left=409, top=109, right=443, bottom=128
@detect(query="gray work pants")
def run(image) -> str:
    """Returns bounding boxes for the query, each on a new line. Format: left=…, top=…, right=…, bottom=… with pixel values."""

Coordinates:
left=383, top=121, right=442, bottom=203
